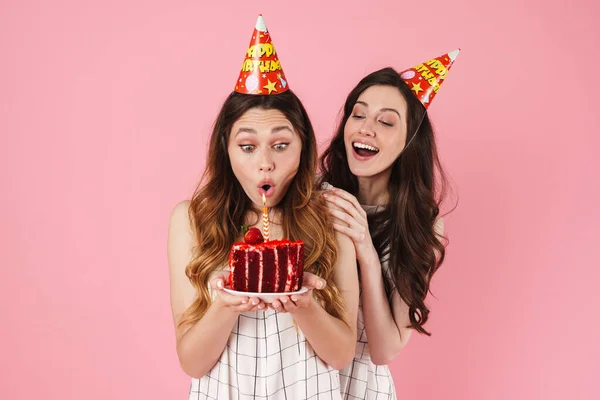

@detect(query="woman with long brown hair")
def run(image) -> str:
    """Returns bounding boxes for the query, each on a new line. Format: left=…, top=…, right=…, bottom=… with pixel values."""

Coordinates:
left=168, top=16, right=359, bottom=399
left=318, top=51, right=460, bottom=399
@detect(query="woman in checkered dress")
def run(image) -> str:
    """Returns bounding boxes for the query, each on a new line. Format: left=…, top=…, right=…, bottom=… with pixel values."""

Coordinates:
left=318, top=65, right=453, bottom=399
left=168, top=88, right=360, bottom=399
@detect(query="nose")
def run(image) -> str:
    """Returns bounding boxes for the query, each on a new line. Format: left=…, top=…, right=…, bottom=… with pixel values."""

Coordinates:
left=359, top=127, right=375, bottom=137
left=260, top=163, right=274, bottom=172
left=359, top=119, right=376, bottom=137
left=259, top=150, right=274, bottom=172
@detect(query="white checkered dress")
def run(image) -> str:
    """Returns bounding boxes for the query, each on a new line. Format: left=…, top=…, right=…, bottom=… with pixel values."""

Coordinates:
left=338, top=204, right=397, bottom=400
left=189, top=308, right=342, bottom=400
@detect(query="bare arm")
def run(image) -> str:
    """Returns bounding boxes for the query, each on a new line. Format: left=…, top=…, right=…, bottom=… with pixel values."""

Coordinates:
left=355, top=245, right=410, bottom=365
left=168, top=201, right=264, bottom=378
left=325, top=187, right=445, bottom=365
left=377, top=218, right=445, bottom=362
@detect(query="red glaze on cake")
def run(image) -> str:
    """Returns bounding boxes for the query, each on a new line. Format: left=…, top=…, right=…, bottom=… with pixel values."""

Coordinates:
left=228, top=239, right=304, bottom=293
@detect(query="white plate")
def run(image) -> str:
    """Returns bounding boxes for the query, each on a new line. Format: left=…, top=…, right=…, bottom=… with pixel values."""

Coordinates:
left=222, top=286, right=309, bottom=304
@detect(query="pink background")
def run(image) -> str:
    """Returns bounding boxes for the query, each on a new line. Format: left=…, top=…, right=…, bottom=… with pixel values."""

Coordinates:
left=2, top=0, right=599, bottom=399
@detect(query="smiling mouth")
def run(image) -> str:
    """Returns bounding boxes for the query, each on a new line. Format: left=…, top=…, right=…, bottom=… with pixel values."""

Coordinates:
left=352, top=142, right=380, bottom=157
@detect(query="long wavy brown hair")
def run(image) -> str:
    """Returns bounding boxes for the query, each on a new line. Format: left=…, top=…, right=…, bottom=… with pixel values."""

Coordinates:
left=178, top=90, right=348, bottom=332
left=319, top=67, right=452, bottom=336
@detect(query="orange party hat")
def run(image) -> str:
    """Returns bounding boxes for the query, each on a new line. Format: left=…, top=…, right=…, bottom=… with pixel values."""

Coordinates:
left=235, top=15, right=289, bottom=95
left=398, top=49, right=460, bottom=109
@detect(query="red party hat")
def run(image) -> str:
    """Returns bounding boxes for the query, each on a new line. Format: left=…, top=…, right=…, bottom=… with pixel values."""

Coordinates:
left=234, top=15, right=289, bottom=95
left=398, top=49, right=460, bottom=109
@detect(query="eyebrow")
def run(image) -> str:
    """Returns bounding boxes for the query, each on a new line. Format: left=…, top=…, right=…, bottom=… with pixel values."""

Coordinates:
left=235, top=126, right=293, bottom=137
left=355, top=101, right=401, bottom=119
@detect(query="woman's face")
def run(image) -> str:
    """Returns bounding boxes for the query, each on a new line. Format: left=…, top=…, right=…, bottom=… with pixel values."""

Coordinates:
left=343, top=85, right=409, bottom=178
left=228, top=107, right=302, bottom=208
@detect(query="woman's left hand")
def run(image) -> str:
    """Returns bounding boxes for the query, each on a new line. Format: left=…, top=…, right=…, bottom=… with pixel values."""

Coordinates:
left=271, top=290, right=315, bottom=314
left=323, top=187, right=376, bottom=263
left=269, top=272, right=325, bottom=313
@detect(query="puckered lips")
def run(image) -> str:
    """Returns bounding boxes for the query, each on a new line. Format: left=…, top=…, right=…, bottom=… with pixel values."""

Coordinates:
left=258, top=179, right=275, bottom=197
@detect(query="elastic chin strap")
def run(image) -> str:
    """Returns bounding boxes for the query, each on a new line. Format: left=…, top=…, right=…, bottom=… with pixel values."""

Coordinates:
left=396, top=108, right=427, bottom=159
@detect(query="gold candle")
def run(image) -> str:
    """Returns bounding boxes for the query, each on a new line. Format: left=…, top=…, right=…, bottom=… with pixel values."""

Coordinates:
left=262, top=193, right=269, bottom=241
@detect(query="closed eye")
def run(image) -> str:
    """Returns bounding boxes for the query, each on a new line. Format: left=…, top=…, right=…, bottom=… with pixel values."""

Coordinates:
left=379, top=121, right=393, bottom=127
left=351, top=114, right=365, bottom=119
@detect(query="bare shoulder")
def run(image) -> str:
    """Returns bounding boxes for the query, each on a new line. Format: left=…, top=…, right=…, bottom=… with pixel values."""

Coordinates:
left=434, top=217, right=445, bottom=237
left=168, top=200, right=195, bottom=270
left=332, top=227, right=359, bottom=324
left=333, top=230, right=358, bottom=280
left=170, top=200, right=192, bottom=230
left=168, top=200, right=197, bottom=325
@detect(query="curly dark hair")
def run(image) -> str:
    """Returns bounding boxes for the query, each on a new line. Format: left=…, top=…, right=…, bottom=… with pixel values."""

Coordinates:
left=319, top=67, right=453, bottom=335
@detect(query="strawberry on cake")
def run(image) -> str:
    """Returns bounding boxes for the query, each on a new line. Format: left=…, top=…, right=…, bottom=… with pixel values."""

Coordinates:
left=228, top=226, right=304, bottom=293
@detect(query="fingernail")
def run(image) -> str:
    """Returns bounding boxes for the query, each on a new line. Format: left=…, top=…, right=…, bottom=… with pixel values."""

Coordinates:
left=241, top=299, right=247, bottom=304
left=252, top=300, right=259, bottom=305
left=291, top=296, right=298, bottom=302
left=217, top=280, right=223, bottom=289
left=318, top=280, right=324, bottom=289
left=323, top=194, right=329, bottom=199
left=281, top=298, right=287, bottom=303
left=258, top=304, right=264, bottom=309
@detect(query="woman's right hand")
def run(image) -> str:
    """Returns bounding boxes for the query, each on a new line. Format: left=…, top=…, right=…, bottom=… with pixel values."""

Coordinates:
left=323, top=187, right=378, bottom=264
left=210, top=270, right=266, bottom=313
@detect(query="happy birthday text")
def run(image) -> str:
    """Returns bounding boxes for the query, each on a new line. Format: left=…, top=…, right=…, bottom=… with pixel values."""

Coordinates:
left=415, top=59, right=448, bottom=93
left=241, top=44, right=281, bottom=73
